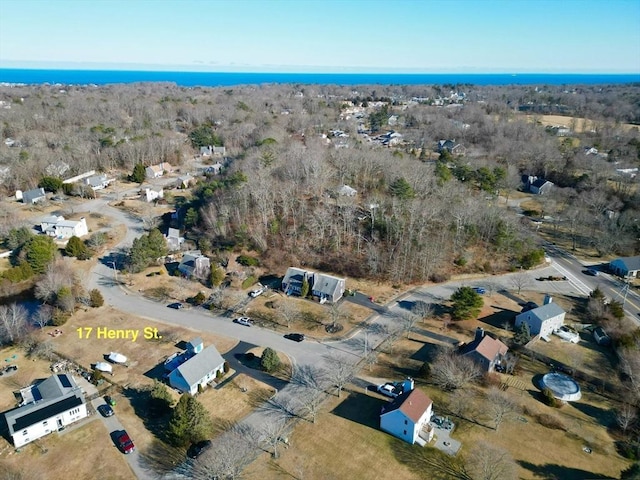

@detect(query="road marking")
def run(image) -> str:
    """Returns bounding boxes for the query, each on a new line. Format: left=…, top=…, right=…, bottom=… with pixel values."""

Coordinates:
left=551, top=262, right=592, bottom=296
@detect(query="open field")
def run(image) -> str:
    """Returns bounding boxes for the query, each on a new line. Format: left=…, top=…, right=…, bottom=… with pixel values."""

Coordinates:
left=1, top=416, right=135, bottom=480
left=524, top=114, right=639, bottom=133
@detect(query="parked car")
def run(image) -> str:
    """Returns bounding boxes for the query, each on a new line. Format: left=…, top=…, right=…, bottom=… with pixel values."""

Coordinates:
left=593, top=326, right=611, bottom=346
left=98, top=404, right=114, bottom=417
left=376, top=382, right=403, bottom=398
left=472, top=287, right=486, bottom=294
left=104, top=395, right=116, bottom=406
left=553, top=325, right=580, bottom=343
left=521, top=301, right=539, bottom=312
left=284, top=333, right=305, bottom=342
left=117, top=431, right=135, bottom=454
left=234, top=317, right=252, bottom=327
left=583, top=268, right=599, bottom=276
left=187, top=440, right=212, bottom=459
left=249, top=287, right=265, bottom=298
left=167, top=302, right=183, bottom=309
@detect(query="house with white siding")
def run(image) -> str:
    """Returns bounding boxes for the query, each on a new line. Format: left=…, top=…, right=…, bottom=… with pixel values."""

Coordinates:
left=515, top=297, right=565, bottom=339
left=168, top=345, right=225, bottom=395
left=380, top=380, right=434, bottom=445
left=2, top=374, right=87, bottom=447
left=40, top=216, right=88, bottom=239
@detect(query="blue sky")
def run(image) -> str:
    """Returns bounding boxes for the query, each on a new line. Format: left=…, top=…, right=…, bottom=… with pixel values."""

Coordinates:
left=1, top=0, right=639, bottom=72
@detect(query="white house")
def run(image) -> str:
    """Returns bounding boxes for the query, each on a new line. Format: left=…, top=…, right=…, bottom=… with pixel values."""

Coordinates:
left=18, top=187, right=46, bottom=204
left=145, top=162, right=174, bottom=179
left=609, top=256, right=640, bottom=279
left=515, top=298, right=565, bottom=339
left=40, top=216, right=88, bottom=239
left=312, top=273, right=346, bottom=303
left=165, top=228, right=185, bottom=251
left=84, top=174, right=110, bottom=191
left=2, top=374, right=87, bottom=447
left=168, top=345, right=225, bottom=395
left=380, top=380, right=434, bottom=445
left=142, top=186, right=164, bottom=202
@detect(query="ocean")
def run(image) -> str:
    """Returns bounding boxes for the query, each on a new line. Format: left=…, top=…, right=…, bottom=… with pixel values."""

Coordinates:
left=0, top=69, right=638, bottom=87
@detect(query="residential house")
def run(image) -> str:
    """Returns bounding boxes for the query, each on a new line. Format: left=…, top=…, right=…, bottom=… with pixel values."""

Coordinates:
left=282, top=267, right=315, bottom=296
left=165, top=228, right=185, bottom=251
left=523, top=175, right=554, bottom=195
left=85, top=174, right=110, bottom=191
left=312, top=273, right=346, bottom=303
left=204, top=162, right=224, bottom=175
left=515, top=297, right=565, bottom=339
left=380, top=379, right=434, bottom=446
left=40, top=216, right=88, bottom=239
left=337, top=184, right=357, bottom=197
left=200, top=145, right=226, bottom=158
left=145, top=162, right=174, bottom=179
left=18, top=187, right=46, bottom=204
left=176, top=174, right=197, bottom=189
left=40, top=215, right=65, bottom=233
left=178, top=250, right=211, bottom=279
left=142, top=186, right=164, bottom=202
left=2, top=374, right=87, bottom=447
left=609, top=256, right=640, bottom=279
left=437, top=139, right=455, bottom=153
left=459, top=327, right=508, bottom=372
left=168, top=345, right=225, bottom=395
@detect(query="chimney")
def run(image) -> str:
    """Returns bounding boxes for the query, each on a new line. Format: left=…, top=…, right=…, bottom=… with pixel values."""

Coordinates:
left=544, top=295, right=553, bottom=305
left=475, top=327, right=485, bottom=341
left=403, top=377, right=414, bottom=392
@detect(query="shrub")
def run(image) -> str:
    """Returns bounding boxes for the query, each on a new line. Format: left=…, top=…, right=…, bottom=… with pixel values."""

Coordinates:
left=429, top=272, right=451, bottom=283
left=541, top=387, right=560, bottom=407
left=223, top=361, right=230, bottom=373
left=237, top=255, right=259, bottom=267
left=89, top=289, right=104, bottom=307
left=189, top=291, right=206, bottom=305
left=536, top=413, right=567, bottom=431
left=241, top=275, right=257, bottom=289
left=260, top=347, right=281, bottom=373
left=50, top=309, right=69, bottom=326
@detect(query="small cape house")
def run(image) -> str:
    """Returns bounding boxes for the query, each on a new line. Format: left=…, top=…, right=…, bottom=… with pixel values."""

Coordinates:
left=609, top=256, right=640, bottom=279
left=168, top=345, right=225, bottom=395
left=18, top=187, right=46, bottom=204
left=2, top=374, right=87, bottom=447
left=459, top=327, right=508, bottom=372
left=380, top=379, right=434, bottom=446
left=282, top=267, right=346, bottom=303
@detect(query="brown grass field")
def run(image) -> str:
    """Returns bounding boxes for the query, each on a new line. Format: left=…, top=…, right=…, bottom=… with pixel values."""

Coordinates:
left=524, top=114, right=638, bottom=133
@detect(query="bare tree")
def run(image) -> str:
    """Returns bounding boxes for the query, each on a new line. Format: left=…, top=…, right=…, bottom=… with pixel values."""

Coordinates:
left=447, top=388, right=483, bottom=424
left=35, top=261, right=75, bottom=304
left=617, top=404, right=638, bottom=434
left=412, top=300, right=434, bottom=322
left=258, top=417, right=289, bottom=459
left=430, top=347, right=482, bottom=391
left=511, top=271, right=531, bottom=295
left=278, top=298, right=299, bottom=329
left=327, top=302, right=346, bottom=331
left=0, top=303, right=29, bottom=345
left=502, top=352, right=518, bottom=375
left=192, top=424, right=256, bottom=480
left=323, top=353, right=356, bottom=398
left=399, top=311, right=420, bottom=339
left=32, top=304, right=53, bottom=329
left=464, top=443, right=518, bottom=480
left=485, top=387, right=519, bottom=431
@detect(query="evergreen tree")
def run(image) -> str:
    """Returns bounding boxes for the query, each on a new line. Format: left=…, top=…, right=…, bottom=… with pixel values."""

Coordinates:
left=209, top=266, right=225, bottom=287
left=21, top=235, right=57, bottom=274
left=513, top=321, right=531, bottom=345
left=450, top=286, right=483, bottom=320
left=65, top=236, right=90, bottom=258
left=167, top=395, right=213, bottom=447
left=38, top=176, right=64, bottom=193
left=130, top=163, right=146, bottom=183
left=89, top=289, right=104, bottom=307
left=149, top=380, right=173, bottom=416
left=261, top=347, right=281, bottom=373
left=300, top=277, right=310, bottom=298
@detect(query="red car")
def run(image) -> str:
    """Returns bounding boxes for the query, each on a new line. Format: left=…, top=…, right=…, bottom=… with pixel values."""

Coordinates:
left=118, top=432, right=135, bottom=454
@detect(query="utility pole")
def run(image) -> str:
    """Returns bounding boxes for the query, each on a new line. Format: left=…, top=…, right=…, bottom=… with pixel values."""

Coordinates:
left=109, top=261, right=118, bottom=283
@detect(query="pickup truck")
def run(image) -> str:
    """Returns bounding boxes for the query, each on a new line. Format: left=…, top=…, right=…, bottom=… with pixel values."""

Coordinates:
left=376, top=382, right=403, bottom=398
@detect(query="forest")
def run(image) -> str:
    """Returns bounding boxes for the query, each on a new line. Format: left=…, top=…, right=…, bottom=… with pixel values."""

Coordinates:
left=1, top=81, right=639, bottom=282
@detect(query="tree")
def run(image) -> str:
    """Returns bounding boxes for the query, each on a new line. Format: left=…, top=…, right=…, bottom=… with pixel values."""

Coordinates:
left=167, top=395, right=213, bottom=447
left=0, top=303, right=29, bottom=345
left=65, top=236, right=90, bottom=259
left=511, top=271, right=531, bottom=295
left=412, top=300, right=434, bottom=322
left=258, top=417, right=289, bottom=459
left=129, top=163, right=146, bottom=183
left=127, top=229, right=168, bottom=273
left=261, top=347, right=281, bottom=373
left=513, top=321, right=531, bottom=345
left=21, top=235, right=57, bottom=274
left=485, top=387, right=518, bottom=431
left=149, top=380, right=173, bottom=416
left=616, top=404, right=638, bottom=434
left=278, top=299, right=299, bottom=329
left=56, top=286, right=75, bottom=312
left=4, top=226, right=34, bottom=250
left=430, top=347, right=482, bottom=391
left=323, top=353, right=356, bottom=397
left=389, top=177, right=416, bottom=199
left=465, top=444, right=518, bottom=480
left=33, top=304, right=53, bottom=329
left=450, top=286, right=483, bottom=320
left=38, top=176, right=63, bottom=193
left=89, top=289, right=104, bottom=307
left=620, top=462, right=640, bottom=480
left=35, top=261, right=75, bottom=304
left=209, top=266, right=225, bottom=287
left=300, top=277, right=310, bottom=298
left=399, top=311, right=419, bottom=338
left=192, top=425, right=255, bottom=480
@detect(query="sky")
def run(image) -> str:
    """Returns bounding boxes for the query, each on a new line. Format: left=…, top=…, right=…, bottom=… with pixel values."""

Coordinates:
left=1, top=0, right=639, bottom=73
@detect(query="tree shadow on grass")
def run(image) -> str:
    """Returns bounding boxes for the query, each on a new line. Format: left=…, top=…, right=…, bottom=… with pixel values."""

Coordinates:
left=122, top=386, right=170, bottom=442
left=479, top=307, right=517, bottom=330
left=569, top=401, right=615, bottom=428
left=518, top=460, right=611, bottom=480
left=330, top=391, right=386, bottom=430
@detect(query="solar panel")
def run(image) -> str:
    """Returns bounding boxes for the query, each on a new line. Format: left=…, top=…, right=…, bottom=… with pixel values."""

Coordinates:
left=58, top=374, right=72, bottom=388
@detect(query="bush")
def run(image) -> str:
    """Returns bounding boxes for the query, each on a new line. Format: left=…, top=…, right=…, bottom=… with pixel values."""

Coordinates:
left=223, top=361, right=230, bottom=373
left=236, top=255, right=259, bottom=267
left=518, top=248, right=545, bottom=269
left=541, top=387, right=560, bottom=407
left=241, top=275, right=257, bottom=289
left=189, top=291, right=206, bottom=305
left=429, top=272, right=451, bottom=283
left=50, top=309, right=69, bottom=326
left=260, top=347, right=281, bottom=373
left=536, top=413, right=567, bottom=431
left=89, top=289, right=104, bottom=307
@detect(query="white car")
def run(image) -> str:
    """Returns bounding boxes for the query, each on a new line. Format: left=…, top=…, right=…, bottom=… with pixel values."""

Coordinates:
left=235, top=317, right=252, bottom=327
left=376, top=382, right=403, bottom=398
left=249, top=287, right=265, bottom=298
left=554, top=326, right=579, bottom=343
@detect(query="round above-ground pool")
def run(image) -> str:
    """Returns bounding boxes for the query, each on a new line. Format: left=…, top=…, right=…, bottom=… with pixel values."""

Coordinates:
left=540, top=372, right=582, bottom=401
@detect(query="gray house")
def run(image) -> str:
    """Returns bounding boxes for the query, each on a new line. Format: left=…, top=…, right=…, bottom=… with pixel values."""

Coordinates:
left=609, top=256, right=640, bottom=279
left=178, top=250, right=211, bottom=279
left=282, top=267, right=315, bottom=296
left=20, top=187, right=46, bottom=204
left=312, top=273, right=346, bottom=303
left=515, top=299, right=565, bottom=339
left=168, top=345, right=225, bottom=395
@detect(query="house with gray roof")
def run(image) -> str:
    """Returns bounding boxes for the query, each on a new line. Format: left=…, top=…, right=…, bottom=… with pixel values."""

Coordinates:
left=178, top=250, right=210, bottom=279
left=169, top=345, right=225, bottom=395
left=2, top=374, right=87, bottom=447
left=165, top=228, right=185, bottom=251
left=609, top=256, right=640, bottom=279
left=515, top=298, right=565, bottom=339
left=312, top=272, right=346, bottom=303
left=19, top=187, right=46, bottom=204
left=282, top=267, right=315, bottom=297
left=85, top=174, right=110, bottom=191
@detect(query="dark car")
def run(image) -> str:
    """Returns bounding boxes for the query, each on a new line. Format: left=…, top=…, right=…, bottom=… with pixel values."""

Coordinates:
left=98, top=404, right=114, bottom=417
left=104, top=395, right=116, bottom=406
left=187, top=440, right=212, bottom=459
left=521, top=301, right=539, bottom=313
left=118, top=431, right=135, bottom=454
left=285, top=333, right=305, bottom=342
left=583, top=268, right=599, bottom=276
left=167, top=302, right=183, bottom=309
